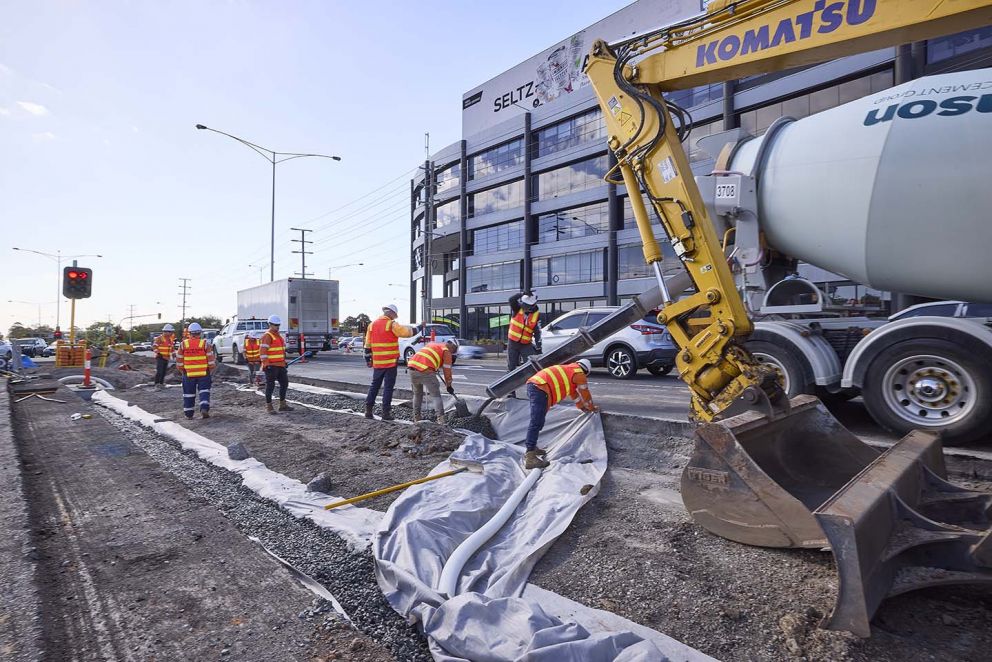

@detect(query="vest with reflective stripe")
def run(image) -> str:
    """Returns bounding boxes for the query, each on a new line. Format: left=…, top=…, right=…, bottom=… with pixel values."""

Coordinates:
left=508, top=310, right=540, bottom=344
left=261, top=331, right=286, bottom=367
left=528, top=363, right=581, bottom=407
left=154, top=334, right=174, bottom=360
left=244, top=337, right=260, bottom=363
left=182, top=338, right=209, bottom=377
left=408, top=342, right=446, bottom=373
left=368, top=316, right=400, bottom=369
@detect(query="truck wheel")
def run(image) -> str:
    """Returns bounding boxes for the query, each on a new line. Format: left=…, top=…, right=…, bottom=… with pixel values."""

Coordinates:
left=404, top=348, right=416, bottom=364
left=647, top=364, right=673, bottom=376
left=745, top=340, right=812, bottom=397
left=862, top=339, right=992, bottom=444
left=606, top=346, right=637, bottom=380
left=233, top=346, right=244, bottom=365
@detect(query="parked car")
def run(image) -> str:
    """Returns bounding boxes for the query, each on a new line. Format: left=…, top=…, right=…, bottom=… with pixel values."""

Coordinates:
left=131, top=342, right=152, bottom=352
left=0, top=339, right=12, bottom=363
left=14, top=338, right=47, bottom=358
left=539, top=307, right=678, bottom=379
left=456, top=340, right=485, bottom=360
left=888, top=300, right=992, bottom=322
left=43, top=340, right=59, bottom=357
left=399, top=324, right=458, bottom=364
left=339, top=336, right=363, bottom=351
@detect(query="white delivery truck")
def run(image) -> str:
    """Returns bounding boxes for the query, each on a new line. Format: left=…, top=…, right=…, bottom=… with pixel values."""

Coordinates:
left=234, top=278, right=340, bottom=357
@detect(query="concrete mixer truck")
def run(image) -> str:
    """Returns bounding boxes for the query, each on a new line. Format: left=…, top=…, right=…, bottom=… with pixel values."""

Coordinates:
left=485, top=0, right=992, bottom=637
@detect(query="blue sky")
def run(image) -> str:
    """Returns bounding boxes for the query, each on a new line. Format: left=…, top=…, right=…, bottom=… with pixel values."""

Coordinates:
left=1, top=0, right=632, bottom=333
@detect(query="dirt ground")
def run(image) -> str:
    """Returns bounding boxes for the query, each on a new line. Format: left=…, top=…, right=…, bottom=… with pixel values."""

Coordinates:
left=44, top=364, right=992, bottom=661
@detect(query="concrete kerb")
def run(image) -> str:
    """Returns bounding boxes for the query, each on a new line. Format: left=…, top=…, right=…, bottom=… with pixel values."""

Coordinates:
left=0, top=382, right=44, bottom=661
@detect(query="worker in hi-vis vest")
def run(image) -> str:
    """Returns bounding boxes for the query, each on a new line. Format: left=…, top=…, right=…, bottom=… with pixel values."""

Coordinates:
left=523, top=359, right=598, bottom=469
left=506, top=290, right=542, bottom=398
left=260, top=315, right=293, bottom=414
left=153, top=324, right=176, bottom=389
left=176, top=322, right=217, bottom=420
left=244, top=331, right=262, bottom=386
left=407, top=338, right=458, bottom=424
left=363, top=303, right=416, bottom=421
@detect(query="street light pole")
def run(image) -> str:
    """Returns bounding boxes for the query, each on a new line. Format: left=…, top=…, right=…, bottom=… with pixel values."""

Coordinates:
left=11, top=248, right=102, bottom=331
left=327, top=262, right=363, bottom=279
left=195, top=124, right=341, bottom=283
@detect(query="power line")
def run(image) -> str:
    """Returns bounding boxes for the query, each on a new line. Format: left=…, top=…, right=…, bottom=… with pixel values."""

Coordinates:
left=178, top=278, right=191, bottom=330
left=291, top=227, right=314, bottom=279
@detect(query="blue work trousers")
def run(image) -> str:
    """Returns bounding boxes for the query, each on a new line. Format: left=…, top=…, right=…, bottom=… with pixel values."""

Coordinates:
left=366, top=366, right=397, bottom=409
left=525, top=382, right=549, bottom=451
left=182, top=374, right=212, bottom=418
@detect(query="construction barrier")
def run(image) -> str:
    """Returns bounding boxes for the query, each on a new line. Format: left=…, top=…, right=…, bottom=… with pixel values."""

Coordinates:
left=83, top=349, right=92, bottom=387
left=55, top=341, right=87, bottom=368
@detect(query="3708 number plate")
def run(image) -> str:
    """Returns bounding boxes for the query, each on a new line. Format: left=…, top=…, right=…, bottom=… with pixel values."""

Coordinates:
left=715, top=183, right=737, bottom=199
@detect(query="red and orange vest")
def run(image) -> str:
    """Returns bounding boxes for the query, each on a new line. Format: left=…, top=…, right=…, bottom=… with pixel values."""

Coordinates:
left=367, top=316, right=401, bottom=369
left=261, top=330, right=286, bottom=367
left=154, top=334, right=174, bottom=360
left=508, top=310, right=540, bottom=345
left=244, top=337, right=261, bottom=363
left=408, top=342, right=449, bottom=373
left=181, top=338, right=209, bottom=377
left=528, top=363, right=583, bottom=408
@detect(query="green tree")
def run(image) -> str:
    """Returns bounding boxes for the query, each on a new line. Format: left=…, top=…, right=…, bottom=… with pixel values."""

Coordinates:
left=184, top=315, right=223, bottom=330
left=341, top=313, right=372, bottom=335
left=7, top=323, right=55, bottom=339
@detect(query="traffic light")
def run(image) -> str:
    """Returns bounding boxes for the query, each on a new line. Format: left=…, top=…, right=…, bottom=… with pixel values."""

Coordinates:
left=62, top=266, right=93, bottom=299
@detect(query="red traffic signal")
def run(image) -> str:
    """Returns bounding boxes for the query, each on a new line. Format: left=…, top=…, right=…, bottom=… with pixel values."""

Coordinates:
left=63, top=266, right=93, bottom=299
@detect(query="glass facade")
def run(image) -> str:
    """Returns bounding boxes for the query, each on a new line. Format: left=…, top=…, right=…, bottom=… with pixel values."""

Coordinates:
left=537, top=200, right=609, bottom=243
left=464, top=305, right=512, bottom=342
left=667, top=83, right=723, bottom=111
left=928, top=27, right=992, bottom=63
left=468, top=179, right=525, bottom=217
left=473, top=220, right=525, bottom=255
left=534, top=155, right=609, bottom=200
left=533, top=109, right=606, bottom=159
left=435, top=163, right=460, bottom=195
left=533, top=249, right=604, bottom=286
left=435, top=199, right=459, bottom=229
left=468, top=138, right=525, bottom=180
left=466, top=260, right=520, bottom=293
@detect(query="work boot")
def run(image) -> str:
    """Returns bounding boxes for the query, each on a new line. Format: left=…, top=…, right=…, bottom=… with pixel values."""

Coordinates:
left=266, top=402, right=277, bottom=415
left=279, top=400, right=293, bottom=412
left=364, top=404, right=375, bottom=420
left=533, top=447, right=548, bottom=457
left=381, top=408, right=394, bottom=422
left=524, top=450, right=550, bottom=470
left=201, top=409, right=210, bottom=419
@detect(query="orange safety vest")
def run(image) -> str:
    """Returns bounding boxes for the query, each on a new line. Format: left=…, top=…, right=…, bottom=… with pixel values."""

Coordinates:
left=244, top=337, right=261, bottom=363
left=261, top=330, right=286, bottom=367
left=367, top=316, right=401, bottom=369
left=181, top=338, right=209, bottom=377
left=528, top=363, right=583, bottom=408
left=154, top=334, right=174, bottom=360
left=508, top=310, right=540, bottom=344
left=408, top=342, right=448, bottom=373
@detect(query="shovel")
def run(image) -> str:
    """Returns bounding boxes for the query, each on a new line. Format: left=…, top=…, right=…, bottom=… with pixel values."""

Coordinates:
left=323, top=457, right=484, bottom=510
left=438, top=375, right=472, bottom=419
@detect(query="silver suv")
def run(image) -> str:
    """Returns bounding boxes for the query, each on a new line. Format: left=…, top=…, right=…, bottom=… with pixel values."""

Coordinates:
left=399, top=324, right=458, bottom=364
left=540, top=307, right=677, bottom=379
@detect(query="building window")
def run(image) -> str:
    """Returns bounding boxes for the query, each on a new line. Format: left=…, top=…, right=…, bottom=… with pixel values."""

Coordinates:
left=468, top=179, right=525, bottom=217
left=468, top=139, right=525, bottom=180
left=435, top=199, right=459, bottom=229
left=435, top=163, right=460, bottom=195
left=534, top=109, right=606, bottom=159
left=537, top=201, right=609, bottom=243
left=445, top=279, right=460, bottom=298
left=738, top=71, right=892, bottom=135
left=473, top=220, right=524, bottom=255
left=467, top=260, right=520, bottom=293
left=533, top=249, right=604, bottom=286
left=667, top=83, right=723, bottom=110
left=534, top=155, right=609, bottom=200
left=928, top=27, right=992, bottom=63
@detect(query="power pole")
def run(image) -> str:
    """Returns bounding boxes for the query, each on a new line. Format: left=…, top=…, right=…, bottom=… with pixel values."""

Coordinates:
left=178, top=278, right=191, bottom=334
left=291, top=227, right=313, bottom=279
left=422, top=155, right=435, bottom=329
left=127, top=304, right=137, bottom=344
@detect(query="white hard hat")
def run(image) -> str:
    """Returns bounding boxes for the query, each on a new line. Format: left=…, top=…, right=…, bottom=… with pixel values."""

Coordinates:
left=445, top=339, right=459, bottom=351
left=268, top=314, right=281, bottom=325
left=576, top=359, right=592, bottom=373
left=162, top=324, right=175, bottom=332
left=188, top=322, right=203, bottom=333
left=383, top=304, right=399, bottom=315
left=521, top=293, right=538, bottom=306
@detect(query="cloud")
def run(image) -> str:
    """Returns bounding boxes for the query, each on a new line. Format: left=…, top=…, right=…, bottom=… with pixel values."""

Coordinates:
left=32, top=131, right=56, bottom=141
left=0, top=107, right=10, bottom=116
left=17, top=101, right=50, bottom=116
left=0, top=63, right=11, bottom=77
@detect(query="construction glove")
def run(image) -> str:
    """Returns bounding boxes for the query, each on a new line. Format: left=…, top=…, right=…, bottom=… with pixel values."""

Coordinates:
left=534, top=341, right=542, bottom=353
left=364, top=348, right=373, bottom=367
left=446, top=385, right=455, bottom=395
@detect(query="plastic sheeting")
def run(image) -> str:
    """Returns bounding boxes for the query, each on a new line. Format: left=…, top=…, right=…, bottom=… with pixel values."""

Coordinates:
left=374, top=398, right=687, bottom=661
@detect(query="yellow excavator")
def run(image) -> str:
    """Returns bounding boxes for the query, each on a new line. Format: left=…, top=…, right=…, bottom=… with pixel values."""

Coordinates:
left=488, top=0, right=992, bottom=637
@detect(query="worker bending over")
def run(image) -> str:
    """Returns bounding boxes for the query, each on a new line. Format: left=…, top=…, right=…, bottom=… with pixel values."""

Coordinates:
left=524, top=359, right=597, bottom=469
left=408, top=339, right=458, bottom=424
left=153, top=323, right=176, bottom=389
left=506, top=290, right=541, bottom=397
left=244, top=331, right=261, bottom=386
left=260, top=315, right=293, bottom=414
left=176, top=322, right=216, bottom=419
left=364, top=303, right=416, bottom=421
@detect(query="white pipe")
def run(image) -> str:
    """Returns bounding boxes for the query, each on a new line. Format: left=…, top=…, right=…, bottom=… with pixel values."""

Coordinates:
left=437, top=466, right=542, bottom=598
left=58, top=375, right=115, bottom=390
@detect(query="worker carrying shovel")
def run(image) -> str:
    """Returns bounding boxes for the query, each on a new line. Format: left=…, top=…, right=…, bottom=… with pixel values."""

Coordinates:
left=407, top=339, right=458, bottom=424
left=523, top=359, right=597, bottom=469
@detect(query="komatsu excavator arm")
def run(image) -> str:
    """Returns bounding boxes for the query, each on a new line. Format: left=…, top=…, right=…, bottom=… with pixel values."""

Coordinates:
left=583, top=0, right=992, bottom=421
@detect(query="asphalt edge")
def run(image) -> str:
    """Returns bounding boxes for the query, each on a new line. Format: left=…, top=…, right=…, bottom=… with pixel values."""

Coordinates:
left=0, top=383, right=43, bottom=661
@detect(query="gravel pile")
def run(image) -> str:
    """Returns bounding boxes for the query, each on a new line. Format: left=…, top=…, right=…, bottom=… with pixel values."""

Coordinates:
left=96, top=408, right=431, bottom=662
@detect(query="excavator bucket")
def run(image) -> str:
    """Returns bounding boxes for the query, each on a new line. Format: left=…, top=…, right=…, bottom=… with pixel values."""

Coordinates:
left=681, top=394, right=992, bottom=636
